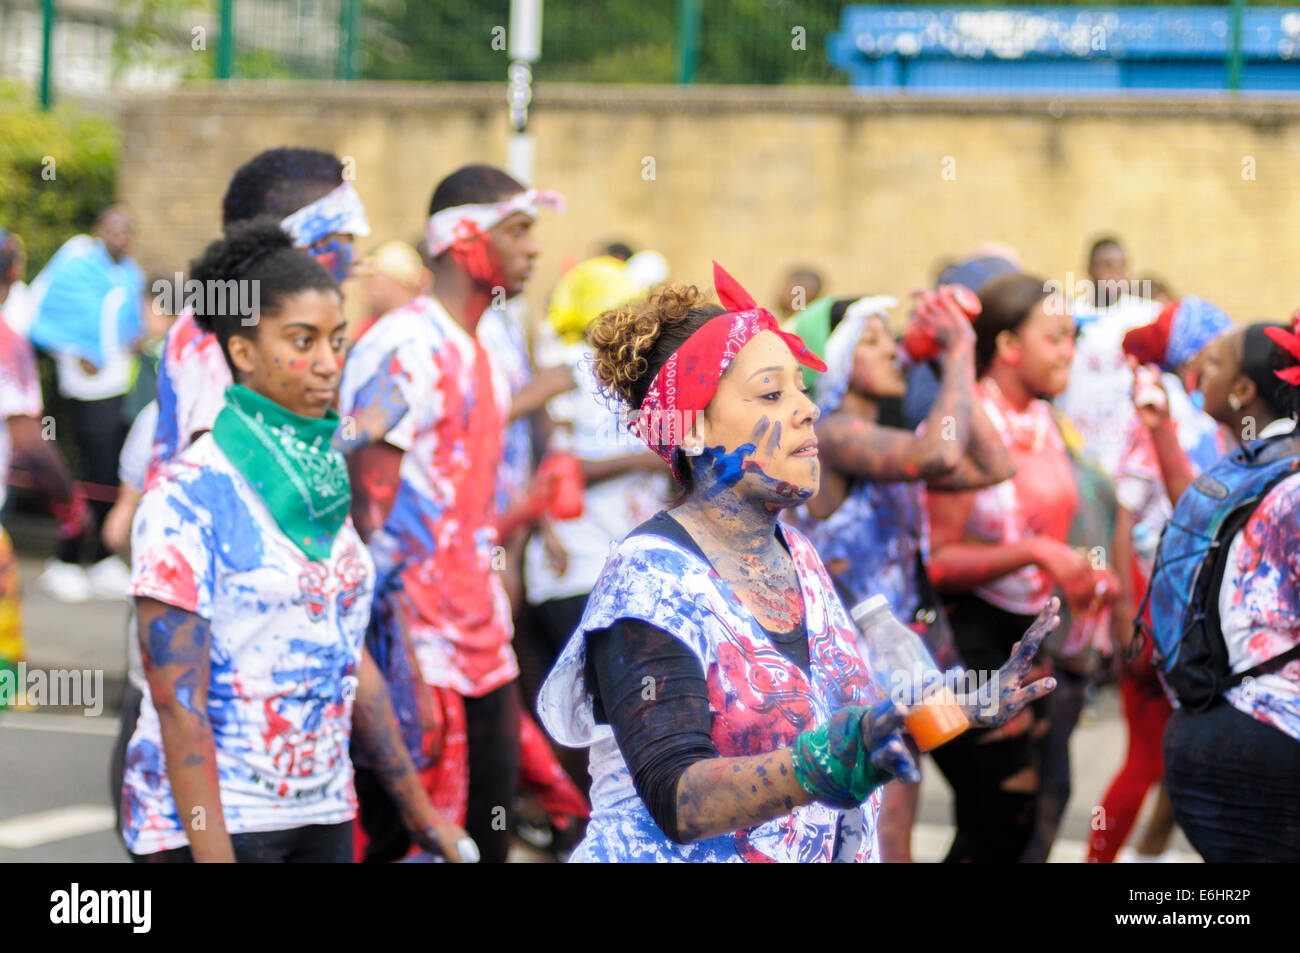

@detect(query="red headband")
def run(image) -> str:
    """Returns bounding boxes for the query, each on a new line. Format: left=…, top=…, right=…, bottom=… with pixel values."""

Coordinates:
left=1264, top=311, right=1300, bottom=387
left=632, top=261, right=827, bottom=481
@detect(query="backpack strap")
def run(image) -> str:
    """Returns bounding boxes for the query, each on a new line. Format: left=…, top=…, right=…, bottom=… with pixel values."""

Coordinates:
left=1134, top=431, right=1300, bottom=672
left=1200, top=499, right=1262, bottom=693
left=1222, top=643, right=1300, bottom=690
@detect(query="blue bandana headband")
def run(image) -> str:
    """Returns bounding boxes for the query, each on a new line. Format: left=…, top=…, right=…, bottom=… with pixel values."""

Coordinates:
left=280, top=182, right=371, bottom=250
left=1166, top=295, right=1232, bottom=371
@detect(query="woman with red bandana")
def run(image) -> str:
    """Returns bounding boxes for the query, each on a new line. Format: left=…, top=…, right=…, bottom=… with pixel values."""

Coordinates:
left=926, top=273, right=1119, bottom=863
left=535, top=264, right=1057, bottom=862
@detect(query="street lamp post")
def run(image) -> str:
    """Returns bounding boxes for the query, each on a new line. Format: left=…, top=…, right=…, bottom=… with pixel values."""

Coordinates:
left=506, top=0, right=542, bottom=183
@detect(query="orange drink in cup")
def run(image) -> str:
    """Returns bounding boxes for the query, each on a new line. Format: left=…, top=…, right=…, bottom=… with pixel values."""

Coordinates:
left=851, top=594, right=970, bottom=753
left=903, top=684, right=969, bottom=751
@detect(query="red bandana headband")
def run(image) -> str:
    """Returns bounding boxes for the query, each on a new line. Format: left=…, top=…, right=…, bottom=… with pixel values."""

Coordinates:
left=633, top=261, right=827, bottom=481
left=1264, top=311, right=1300, bottom=387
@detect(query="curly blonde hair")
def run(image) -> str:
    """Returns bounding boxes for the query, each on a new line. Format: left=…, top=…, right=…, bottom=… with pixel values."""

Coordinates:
left=588, top=283, right=725, bottom=409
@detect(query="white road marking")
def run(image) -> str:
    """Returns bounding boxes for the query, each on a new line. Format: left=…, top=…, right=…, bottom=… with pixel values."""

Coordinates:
left=0, top=710, right=119, bottom=736
left=0, top=805, right=116, bottom=849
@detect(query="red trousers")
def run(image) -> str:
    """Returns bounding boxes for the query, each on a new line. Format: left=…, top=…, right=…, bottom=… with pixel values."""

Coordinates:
left=353, top=684, right=469, bottom=862
left=1086, top=560, right=1173, bottom=863
left=352, top=683, right=587, bottom=862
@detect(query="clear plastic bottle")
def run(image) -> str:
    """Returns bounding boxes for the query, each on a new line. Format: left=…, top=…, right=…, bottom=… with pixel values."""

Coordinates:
left=851, top=594, right=969, bottom=751
left=1132, top=363, right=1169, bottom=412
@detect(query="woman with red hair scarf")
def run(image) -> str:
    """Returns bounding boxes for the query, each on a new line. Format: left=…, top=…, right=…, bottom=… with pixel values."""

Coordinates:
left=536, top=264, right=1057, bottom=862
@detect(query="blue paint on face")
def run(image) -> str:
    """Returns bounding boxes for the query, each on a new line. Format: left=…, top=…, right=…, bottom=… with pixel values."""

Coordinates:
left=698, top=443, right=757, bottom=492
left=311, top=236, right=354, bottom=284
left=763, top=420, right=782, bottom=458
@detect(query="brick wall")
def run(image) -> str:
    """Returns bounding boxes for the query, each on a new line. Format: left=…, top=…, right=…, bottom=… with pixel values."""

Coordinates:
left=118, top=83, right=1300, bottom=326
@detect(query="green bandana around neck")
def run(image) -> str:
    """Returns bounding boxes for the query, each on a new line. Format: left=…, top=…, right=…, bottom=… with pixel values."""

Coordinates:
left=211, top=384, right=350, bottom=560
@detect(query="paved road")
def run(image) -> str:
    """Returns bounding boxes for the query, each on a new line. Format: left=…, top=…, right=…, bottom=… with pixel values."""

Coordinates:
left=1, top=539, right=1199, bottom=863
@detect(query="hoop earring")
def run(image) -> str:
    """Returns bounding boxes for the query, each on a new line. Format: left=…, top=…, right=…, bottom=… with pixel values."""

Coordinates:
left=681, top=443, right=703, bottom=457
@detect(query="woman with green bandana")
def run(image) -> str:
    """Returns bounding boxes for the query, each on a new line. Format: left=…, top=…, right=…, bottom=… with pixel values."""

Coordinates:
left=121, top=220, right=473, bottom=863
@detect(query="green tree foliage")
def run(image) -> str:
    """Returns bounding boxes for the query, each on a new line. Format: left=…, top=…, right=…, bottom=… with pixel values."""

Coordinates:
left=112, top=0, right=212, bottom=80
left=105, top=1, right=1290, bottom=86
left=361, top=0, right=842, bottom=85
left=0, top=83, right=118, bottom=276
left=357, top=0, right=1282, bottom=87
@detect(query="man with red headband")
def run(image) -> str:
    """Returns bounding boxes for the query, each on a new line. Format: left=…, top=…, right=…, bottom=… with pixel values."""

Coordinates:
left=339, top=164, right=562, bottom=863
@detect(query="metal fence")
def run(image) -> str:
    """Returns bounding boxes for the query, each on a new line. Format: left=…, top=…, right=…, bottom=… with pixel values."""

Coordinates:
left=351, top=0, right=1300, bottom=92
left=11, top=0, right=1300, bottom=108
left=221, top=0, right=357, bottom=80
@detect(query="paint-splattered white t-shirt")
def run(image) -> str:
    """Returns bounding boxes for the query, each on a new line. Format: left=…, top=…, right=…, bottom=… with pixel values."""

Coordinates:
left=339, top=296, right=515, bottom=697
left=148, top=310, right=231, bottom=487
left=123, top=434, right=374, bottom=854
left=1058, top=293, right=1161, bottom=478
left=1218, top=467, right=1300, bottom=742
left=538, top=524, right=883, bottom=863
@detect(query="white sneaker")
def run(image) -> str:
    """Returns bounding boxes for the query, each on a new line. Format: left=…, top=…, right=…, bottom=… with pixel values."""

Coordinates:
left=87, top=555, right=132, bottom=600
left=36, top=559, right=91, bottom=603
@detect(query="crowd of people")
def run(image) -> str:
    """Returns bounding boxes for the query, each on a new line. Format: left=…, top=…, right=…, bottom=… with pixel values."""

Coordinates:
left=1, top=146, right=1297, bottom=863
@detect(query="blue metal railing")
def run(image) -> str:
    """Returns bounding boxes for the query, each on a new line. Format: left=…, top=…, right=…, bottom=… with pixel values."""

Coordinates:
left=827, top=5, right=1300, bottom=94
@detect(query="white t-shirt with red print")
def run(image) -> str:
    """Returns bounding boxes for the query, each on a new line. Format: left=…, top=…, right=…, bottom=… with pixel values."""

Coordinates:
left=339, top=295, right=516, bottom=698
left=1058, top=293, right=1162, bottom=479
left=1115, top=373, right=1228, bottom=578
left=124, top=434, right=374, bottom=854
